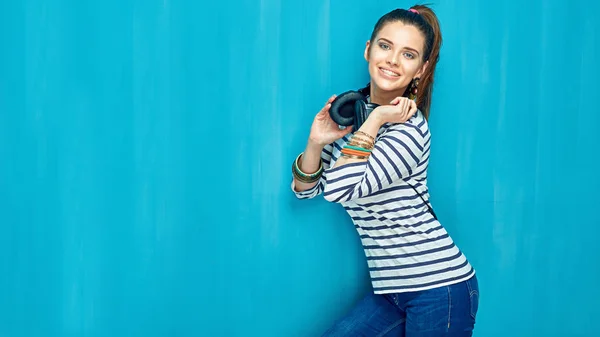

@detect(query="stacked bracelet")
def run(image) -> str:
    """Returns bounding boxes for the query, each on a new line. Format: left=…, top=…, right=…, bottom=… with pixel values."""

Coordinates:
left=341, top=131, right=376, bottom=159
left=292, top=152, right=323, bottom=183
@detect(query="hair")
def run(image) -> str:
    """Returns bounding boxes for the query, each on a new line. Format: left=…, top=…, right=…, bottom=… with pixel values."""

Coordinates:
left=363, top=4, right=443, bottom=120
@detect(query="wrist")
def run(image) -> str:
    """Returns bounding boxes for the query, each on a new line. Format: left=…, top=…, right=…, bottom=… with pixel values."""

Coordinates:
left=307, top=138, right=327, bottom=150
left=297, top=140, right=325, bottom=176
left=369, top=108, right=386, bottom=126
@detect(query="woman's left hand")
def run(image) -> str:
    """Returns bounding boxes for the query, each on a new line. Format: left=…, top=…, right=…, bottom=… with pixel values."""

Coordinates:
left=372, top=97, right=418, bottom=125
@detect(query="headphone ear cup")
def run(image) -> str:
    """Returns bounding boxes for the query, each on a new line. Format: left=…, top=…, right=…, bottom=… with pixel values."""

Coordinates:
left=329, top=91, right=367, bottom=127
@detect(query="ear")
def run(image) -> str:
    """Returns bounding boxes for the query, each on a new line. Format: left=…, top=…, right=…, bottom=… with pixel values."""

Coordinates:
left=364, top=40, right=371, bottom=62
left=415, top=60, right=429, bottom=78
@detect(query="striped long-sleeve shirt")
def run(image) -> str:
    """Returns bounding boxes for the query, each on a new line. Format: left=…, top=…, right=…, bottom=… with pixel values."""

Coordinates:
left=291, top=110, right=475, bottom=294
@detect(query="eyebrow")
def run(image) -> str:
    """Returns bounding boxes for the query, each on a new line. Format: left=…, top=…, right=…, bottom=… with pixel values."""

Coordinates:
left=378, top=38, right=421, bottom=56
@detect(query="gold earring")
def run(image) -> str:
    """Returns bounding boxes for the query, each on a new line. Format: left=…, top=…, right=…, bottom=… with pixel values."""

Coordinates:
left=408, top=78, right=419, bottom=101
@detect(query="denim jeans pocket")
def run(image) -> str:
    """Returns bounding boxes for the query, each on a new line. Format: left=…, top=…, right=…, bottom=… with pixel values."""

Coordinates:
left=466, top=276, right=479, bottom=320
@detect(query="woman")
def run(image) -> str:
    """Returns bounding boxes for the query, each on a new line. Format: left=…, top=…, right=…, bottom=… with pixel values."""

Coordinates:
left=291, top=5, right=479, bottom=336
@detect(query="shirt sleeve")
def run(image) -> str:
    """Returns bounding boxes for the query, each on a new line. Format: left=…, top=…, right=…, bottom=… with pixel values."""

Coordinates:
left=322, top=121, right=425, bottom=203
left=290, top=142, right=334, bottom=199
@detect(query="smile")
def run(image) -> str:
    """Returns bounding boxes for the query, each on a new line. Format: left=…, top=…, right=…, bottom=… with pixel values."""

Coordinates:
left=379, top=67, right=400, bottom=77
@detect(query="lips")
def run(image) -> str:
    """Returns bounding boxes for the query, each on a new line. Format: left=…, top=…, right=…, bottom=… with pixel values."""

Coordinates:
left=379, top=67, right=401, bottom=78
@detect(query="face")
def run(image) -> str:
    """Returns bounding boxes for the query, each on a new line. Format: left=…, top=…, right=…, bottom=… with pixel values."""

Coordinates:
left=364, top=21, right=428, bottom=96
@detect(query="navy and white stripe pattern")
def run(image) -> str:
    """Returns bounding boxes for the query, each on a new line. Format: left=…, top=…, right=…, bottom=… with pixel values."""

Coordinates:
left=291, top=110, right=475, bottom=294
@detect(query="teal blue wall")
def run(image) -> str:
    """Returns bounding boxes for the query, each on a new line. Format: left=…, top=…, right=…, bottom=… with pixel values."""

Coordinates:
left=1, top=0, right=599, bottom=336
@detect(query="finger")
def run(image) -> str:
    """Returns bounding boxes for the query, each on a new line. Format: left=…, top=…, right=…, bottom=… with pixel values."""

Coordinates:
left=322, top=94, right=337, bottom=111
left=318, top=102, right=332, bottom=115
left=390, top=97, right=401, bottom=105
left=409, top=100, right=418, bottom=115
left=324, top=105, right=339, bottom=121
left=400, top=98, right=408, bottom=113
left=338, top=125, right=353, bottom=136
left=400, top=102, right=407, bottom=119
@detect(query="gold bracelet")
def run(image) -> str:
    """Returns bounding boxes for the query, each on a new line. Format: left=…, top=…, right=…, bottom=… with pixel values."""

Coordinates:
left=355, top=131, right=375, bottom=142
left=350, top=134, right=375, bottom=147
left=348, top=139, right=374, bottom=150
left=292, top=153, right=323, bottom=183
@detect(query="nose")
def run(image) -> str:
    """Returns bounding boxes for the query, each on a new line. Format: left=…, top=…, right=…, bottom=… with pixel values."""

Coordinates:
left=387, top=53, right=399, bottom=66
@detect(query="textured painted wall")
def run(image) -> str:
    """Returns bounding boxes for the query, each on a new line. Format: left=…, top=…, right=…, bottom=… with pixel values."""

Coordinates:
left=1, top=0, right=598, bottom=336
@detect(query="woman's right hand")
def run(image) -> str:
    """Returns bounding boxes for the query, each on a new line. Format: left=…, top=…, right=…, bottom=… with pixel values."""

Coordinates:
left=308, top=95, right=353, bottom=147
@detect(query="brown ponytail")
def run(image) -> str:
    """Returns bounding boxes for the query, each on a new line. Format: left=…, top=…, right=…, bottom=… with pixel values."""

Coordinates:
left=409, top=5, right=442, bottom=120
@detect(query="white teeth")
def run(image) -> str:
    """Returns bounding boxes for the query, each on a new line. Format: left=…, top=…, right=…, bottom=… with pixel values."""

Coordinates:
left=381, top=68, right=399, bottom=77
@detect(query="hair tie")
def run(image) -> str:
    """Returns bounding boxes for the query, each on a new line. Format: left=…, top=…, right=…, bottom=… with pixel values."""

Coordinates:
left=408, top=8, right=419, bottom=14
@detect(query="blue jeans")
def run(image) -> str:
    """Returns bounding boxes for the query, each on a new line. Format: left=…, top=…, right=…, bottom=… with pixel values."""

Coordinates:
left=322, top=275, right=479, bottom=336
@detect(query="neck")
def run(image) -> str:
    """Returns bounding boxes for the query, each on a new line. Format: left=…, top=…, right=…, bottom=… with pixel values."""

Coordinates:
left=369, top=82, right=408, bottom=106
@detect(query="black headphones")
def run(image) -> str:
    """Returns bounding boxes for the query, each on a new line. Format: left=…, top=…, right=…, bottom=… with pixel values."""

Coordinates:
left=329, top=84, right=379, bottom=130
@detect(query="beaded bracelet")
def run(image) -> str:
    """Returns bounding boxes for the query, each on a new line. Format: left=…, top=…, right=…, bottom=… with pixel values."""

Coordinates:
left=292, top=152, right=323, bottom=183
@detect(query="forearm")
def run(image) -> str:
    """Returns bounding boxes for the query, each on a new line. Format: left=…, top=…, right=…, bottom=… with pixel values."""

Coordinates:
left=292, top=140, right=325, bottom=192
left=333, top=113, right=383, bottom=168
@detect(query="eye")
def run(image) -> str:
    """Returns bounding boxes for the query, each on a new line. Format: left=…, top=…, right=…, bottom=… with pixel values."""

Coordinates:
left=378, top=42, right=390, bottom=50
left=403, top=52, right=415, bottom=59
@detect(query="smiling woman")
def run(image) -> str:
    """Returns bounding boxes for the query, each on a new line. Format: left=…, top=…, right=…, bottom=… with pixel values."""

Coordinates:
left=290, top=4, right=480, bottom=337
left=365, top=6, right=441, bottom=120
left=366, top=23, right=428, bottom=105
